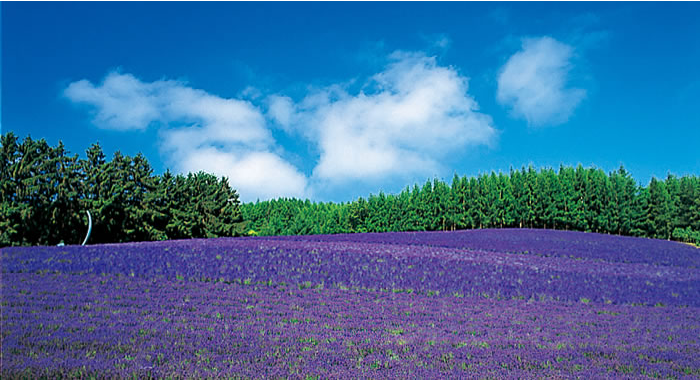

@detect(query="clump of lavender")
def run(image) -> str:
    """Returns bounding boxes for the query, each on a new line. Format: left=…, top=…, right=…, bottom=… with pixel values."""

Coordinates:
left=2, top=229, right=699, bottom=378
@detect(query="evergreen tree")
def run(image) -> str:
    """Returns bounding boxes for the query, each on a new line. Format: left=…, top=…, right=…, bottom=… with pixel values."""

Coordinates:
left=348, top=197, right=369, bottom=233
left=523, top=166, right=538, bottom=228
left=498, top=172, right=516, bottom=228
left=474, top=175, right=488, bottom=229
left=630, top=186, right=652, bottom=237
left=0, top=133, right=24, bottom=246
left=432, top=178, right=450, bottom=231
left=665, top=174, right=682, bottom=231
left=610, top=166, right=637, bottom=235
left=416, top=180, right=434, bottom=230
left=648, top=177, right=673, bottom=239
left=5, top=131, right=700, bottom=246
left=571, top=165, right=589, bottom=231
left=556, top=165, right=575, bottom=230
left=676, top=176, right=695, bottom=229
left=403, top=185, right=423, bottom=231
left=509, top=168, right=526, bottom=228
left=448, top=174, right=462, bottom=231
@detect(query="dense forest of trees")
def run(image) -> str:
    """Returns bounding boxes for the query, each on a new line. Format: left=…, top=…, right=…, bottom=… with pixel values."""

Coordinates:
left=242, top=167, right=700, bottom=245
left=1, top=133, right=245, bottom=246
left=2, top=132, right=699, bottom=246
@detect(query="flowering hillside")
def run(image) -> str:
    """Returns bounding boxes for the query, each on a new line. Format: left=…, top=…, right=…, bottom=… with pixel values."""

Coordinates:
left=2, top=229, right=699, bottom=378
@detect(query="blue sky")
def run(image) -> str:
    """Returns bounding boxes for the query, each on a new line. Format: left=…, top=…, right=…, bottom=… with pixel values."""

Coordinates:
left=2, top=2, right=699, bottom=202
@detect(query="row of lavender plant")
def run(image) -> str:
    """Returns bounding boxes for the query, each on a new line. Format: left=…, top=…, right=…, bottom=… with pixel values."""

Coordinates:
left=279, top=228, right=700, bottom=268
left=4, top=236, right=699, bottom=306
left=3, top=272, right=698, bottom=378
left=3, top=229, right=699, bottom=378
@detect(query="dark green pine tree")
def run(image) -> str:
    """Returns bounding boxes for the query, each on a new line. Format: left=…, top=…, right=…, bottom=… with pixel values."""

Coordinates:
left=610, top=165, right=637, bottom=235
left=348, top=197, right=369, bottom=233
left=545, top=168, right=561, bottom=230
left=432, top=178, right=450, bottom=231
left=587, top=168, right=612, bottom=234
left=402, top=184, right=423, bottom=231
left=473, top=175, right=488, bottom=229
left=49, top=141, right=83, bottom=245
left=19, top=137, right=74, bottom=245
left=555, top=165, right=576, bottom=230
left=523, top=166, right=538, bottom=229
left=457, top=175, right=475, bottom=230
left=483, top=173, right=499, bottom=229
left=499, top=172, right=516, bottom=228
left=416, top=180, right=434, bottom=230
left=682, top=176, right=700, bottom=232
left=14, top=136, right=51, bottom=244
left=165, top=173, right=195, bottom=239
left=79, top=149, right=128, bottom=243
left=648, top=177, right=673, bottom=240
left=367, top=192, right=389, bottom=232
left=447, top=174, right=462, bottom=231
left=676, top=176, right=696, bottom=230
left=1, top=133, right=27, bottom=246
left=117, top=153, right=156, bottom=242
left=390, top=189, right=408, bottom=232
left=489, top=172, right=511, bottom=228
left=460, top=177, right=475, bottom=229
left=571, top=165, right=589, bottom=231
left=509, top=168, right=526, bottom=228
left=79, top=142, right=109, bottom=242
left=328, top=203, right=348, bottom=234
left=100, top=151, right=135, bottom=243
left=290, top=200, right=312, bottom=235
left=532, top=169, right=547, bottom=229
left=664, top=174, right=682, bottom=232
left=629, top=185, right=651, bottom=237
left=192, top=172, right=246, bottom=238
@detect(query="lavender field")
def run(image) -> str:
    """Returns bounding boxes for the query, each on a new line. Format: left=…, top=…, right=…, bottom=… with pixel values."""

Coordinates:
left=2, top=229, right=699, bottom=378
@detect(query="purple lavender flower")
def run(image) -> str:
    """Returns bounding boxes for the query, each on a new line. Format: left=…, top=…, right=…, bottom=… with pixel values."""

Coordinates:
left=2, top=230, right=699, bottom=377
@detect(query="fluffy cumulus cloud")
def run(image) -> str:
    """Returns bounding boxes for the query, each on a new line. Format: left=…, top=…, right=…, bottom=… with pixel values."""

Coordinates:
left=497, top=36, right=585, bottom=126
left=274, top=51, right=497, bottom=183
left=66, top=51, right=497, bottom=199
left=265, top=95, right=296, bottom=132
left=65, top=72, right=307, bottom=201
left=65, top=73, right=165, bottom=131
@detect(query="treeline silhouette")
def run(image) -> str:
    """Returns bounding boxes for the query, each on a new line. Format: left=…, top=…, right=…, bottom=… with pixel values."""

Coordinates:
left=2, top=132, right=699, bottom=246
left=1, top=133, right=245, bottom=246
left=242, top=167, right=700, bottom=244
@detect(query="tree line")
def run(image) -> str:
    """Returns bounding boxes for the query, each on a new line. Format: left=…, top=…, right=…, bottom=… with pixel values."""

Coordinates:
left=2, top=132, right=699, bottom=246
left=242, top=167, right=700, bottom=244
left=1, top=133, right=245, bottom=246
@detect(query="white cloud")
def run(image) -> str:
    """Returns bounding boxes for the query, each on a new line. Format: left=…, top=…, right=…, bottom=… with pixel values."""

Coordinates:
left=285, top=51, right=497, bottom=183
left=497, top=36, right=585, bottom=126
left=434, top=35, right=451, bottom=50
left=266, top=95, right=296, bottom=131
left=64, top=73, right=164, bottom=131
left=65, top=71, right=308, bottom=201
left=175, top=147, right=308, bottom=201
left=66, top=50, right=498, bottom=200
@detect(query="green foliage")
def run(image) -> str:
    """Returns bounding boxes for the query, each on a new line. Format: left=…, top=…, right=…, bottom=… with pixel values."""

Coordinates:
left=672, top=227, right=700, bottom=245
left=241, top=164, right=700, bottom=244
left=3, top=132, right=698, bottom=246
left=1, top=132, right=245, bottom=246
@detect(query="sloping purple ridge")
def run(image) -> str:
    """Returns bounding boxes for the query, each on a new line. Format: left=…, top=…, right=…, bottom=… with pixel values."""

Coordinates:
left=4, top=230, right=698, bottom=306
left=2, top=229, right=699, bottom=378
left=276, top=228, right=700, bottom=268
left=2, top=273, right=698, bottom=378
